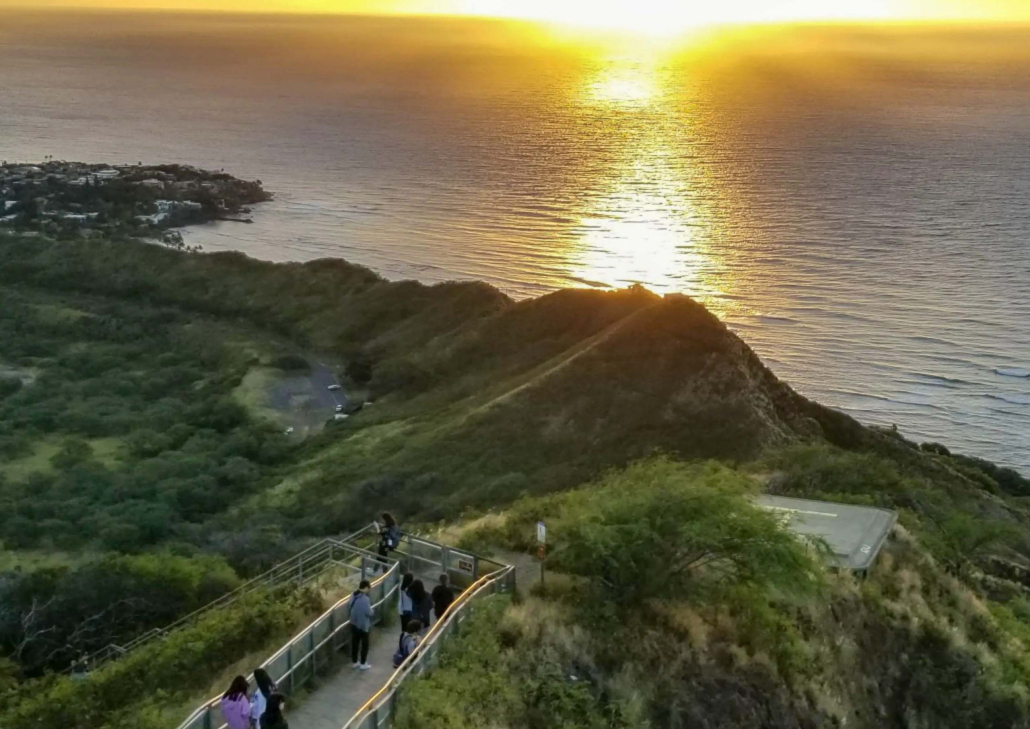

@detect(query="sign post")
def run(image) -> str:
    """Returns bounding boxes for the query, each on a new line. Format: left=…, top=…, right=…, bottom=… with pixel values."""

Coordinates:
left=536, top=521, right=546, bottom=586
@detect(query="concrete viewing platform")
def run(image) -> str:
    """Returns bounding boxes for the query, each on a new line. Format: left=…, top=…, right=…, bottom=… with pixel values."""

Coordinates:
left=756, top=495, right=897, bottom=572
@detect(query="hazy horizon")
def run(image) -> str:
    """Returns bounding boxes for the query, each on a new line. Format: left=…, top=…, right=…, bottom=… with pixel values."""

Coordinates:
left=1, top=0, right=1029, bottom=29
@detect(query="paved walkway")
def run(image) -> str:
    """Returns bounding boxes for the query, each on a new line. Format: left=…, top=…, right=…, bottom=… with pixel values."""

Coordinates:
left=284, top=555, right=527, bottom=729
left=288, top=624, right=400, bottom=729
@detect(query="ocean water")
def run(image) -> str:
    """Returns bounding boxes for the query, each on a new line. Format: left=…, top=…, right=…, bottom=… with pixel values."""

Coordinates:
left=2, top=11, right=1028, bottom=472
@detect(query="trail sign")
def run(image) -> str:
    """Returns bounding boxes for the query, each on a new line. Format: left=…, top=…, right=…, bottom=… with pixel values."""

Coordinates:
left=536, top=521, right=546, bottom=585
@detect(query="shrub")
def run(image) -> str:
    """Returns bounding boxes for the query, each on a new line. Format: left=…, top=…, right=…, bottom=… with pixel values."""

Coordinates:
left=2, top=592, right=296, bottom=729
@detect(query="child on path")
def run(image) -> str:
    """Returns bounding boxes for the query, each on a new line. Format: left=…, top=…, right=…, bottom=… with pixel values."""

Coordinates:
left=393, top=619, right=422, bottom=667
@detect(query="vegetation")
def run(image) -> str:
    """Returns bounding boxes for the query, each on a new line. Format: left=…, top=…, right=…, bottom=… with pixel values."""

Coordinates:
left=0, top=227, right=1028, bottom=728
left=0, top=588, right=318, bottom=729
left=0, top=552, right=239, bottom=676
left=420, top=459, right=1030, bottom=729
left=0, top=285, right=291, bottom=553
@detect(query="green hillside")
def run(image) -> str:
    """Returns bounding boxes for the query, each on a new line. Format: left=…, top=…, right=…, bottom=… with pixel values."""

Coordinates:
left=1, top=233, right=1030, bottom=728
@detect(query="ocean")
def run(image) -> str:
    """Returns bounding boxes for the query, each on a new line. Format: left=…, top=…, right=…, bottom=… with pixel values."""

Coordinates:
left=1, top=10, right=1028, bottom=472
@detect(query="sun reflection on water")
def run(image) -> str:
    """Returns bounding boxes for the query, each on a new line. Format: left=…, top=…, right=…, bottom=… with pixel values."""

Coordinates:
left=567, top=46, right=730, bottom=315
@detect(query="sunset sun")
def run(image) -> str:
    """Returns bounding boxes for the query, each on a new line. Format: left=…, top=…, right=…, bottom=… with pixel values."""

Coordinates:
left=458, top=0, right=902, bottom=32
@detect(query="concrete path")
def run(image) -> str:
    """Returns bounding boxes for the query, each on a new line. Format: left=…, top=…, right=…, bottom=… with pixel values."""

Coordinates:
left=283, top=557, right=521, bottom=729
left=288, top=624, right=401, bottom=729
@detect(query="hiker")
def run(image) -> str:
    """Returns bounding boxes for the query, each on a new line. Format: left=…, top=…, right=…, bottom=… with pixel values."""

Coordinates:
left=398, top=572, right=415, bottom=633
left=349, top=579, right=373, bottom=670
left=220, top=675, right=251, bottom=729
left=431, top=573, right=455, bottom=622
left=250, top=667, right=276, bottom=727
left=376, top=512, right=401, bottom=573
left=393, top=619, right=422, bottom=667
left=70, top=652, right=89, bottom=681
left=260, top=692, right=289, bottom=729
left=408, top=578, right=432, bottom=629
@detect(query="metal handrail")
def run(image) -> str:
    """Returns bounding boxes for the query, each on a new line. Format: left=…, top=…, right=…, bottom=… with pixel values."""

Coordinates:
left=79, top=538, right=386, bottom=671
left=340, top=563, right=516, bottom=729
left=342, top=526, right=509, bottom=585
left=176, top=560, right=403, bottom=729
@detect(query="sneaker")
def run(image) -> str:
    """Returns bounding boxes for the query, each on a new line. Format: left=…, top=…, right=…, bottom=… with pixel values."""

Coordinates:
left=359, top=663, right=372, bottom=670
left=351, top=662, right=360, bottom=668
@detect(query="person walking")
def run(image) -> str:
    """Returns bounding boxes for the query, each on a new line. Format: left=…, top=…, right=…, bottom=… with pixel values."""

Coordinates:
left=220, top=676, right=251, bottom=729
left=259, top=693, right=289, bottom=729
left=392, top=619, right=422, bottom=667
left=377, top=512, right=400, bottom=573
left=250, top=668, right=276, bottom=727
left=408, top=578, right=431, bottom=630
left=349, top=579, right=373, bottom=670
left=398, top=572, right=414, bottom=633
left=431, top=573, right=455, bottom=622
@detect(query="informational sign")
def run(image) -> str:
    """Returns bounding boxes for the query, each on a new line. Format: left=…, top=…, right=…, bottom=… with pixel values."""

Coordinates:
left=456, top=558, right=474, bottom=574
left=536, top=521, right=546, bottom=544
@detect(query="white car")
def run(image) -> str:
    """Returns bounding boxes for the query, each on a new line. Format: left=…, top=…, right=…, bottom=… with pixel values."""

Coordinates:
left=327, top=384, right=341, bottom=391
left=334, top=413, right=348, bottom=421
left=335, top=405, right=344, bottom=413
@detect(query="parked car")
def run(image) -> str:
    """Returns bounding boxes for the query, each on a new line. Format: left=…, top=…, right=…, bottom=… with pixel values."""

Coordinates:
left=327, top=384, right=341, bottom=391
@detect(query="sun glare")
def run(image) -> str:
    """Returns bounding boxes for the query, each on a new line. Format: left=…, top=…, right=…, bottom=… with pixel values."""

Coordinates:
left=459, top=0, right=901, bottom=33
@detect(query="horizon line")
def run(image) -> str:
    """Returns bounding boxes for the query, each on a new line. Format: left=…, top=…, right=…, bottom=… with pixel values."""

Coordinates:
left=2, top=4, right=1029, bottom=29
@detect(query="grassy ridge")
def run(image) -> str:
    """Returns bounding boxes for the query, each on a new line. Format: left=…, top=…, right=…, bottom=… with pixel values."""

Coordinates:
left=400, top=459, right=1030, bottom=729
left=2, top=233, right=1030, bottom=728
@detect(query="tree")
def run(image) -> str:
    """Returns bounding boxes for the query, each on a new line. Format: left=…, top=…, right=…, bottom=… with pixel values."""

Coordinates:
left=551, top=460, right=824, bottom=608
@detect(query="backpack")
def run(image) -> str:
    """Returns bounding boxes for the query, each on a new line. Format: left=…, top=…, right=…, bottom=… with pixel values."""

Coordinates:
left=392, top=633, right=415, bottom=668
left=384, top=525, right=400, bottom=551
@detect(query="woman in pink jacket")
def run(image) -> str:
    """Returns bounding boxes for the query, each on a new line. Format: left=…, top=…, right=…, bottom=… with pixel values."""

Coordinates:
left=220, top=675, right=251, bottom=729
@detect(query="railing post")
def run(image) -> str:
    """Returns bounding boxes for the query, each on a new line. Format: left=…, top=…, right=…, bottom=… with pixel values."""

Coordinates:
left=472, top=555, right=479, bottom=579
left=442, top=546, right=450, bottom=576
left=309, top=629, right=316, bottom=678
left=203, top=707, right=212, bottom=729
left=286, top=645, right=294, bottom=695
left=361, top=556, right=367, bottom=581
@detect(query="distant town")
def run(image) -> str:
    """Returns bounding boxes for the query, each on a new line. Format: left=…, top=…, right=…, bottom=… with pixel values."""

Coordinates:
left=0, top=161, right=272, bottom=246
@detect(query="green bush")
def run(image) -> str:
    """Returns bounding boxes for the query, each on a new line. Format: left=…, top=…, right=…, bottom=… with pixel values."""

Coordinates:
left=393, top=597, right=637, bottom=729
left=2, top=592, right=296, bottom=729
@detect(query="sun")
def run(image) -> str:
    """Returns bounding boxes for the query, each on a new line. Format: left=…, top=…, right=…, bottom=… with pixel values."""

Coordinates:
left=457, top=0, right=901, bottom=34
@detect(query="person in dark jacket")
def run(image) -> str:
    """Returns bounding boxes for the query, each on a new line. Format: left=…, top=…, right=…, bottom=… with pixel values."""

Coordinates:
left=431, top=573, right=455, bottom=622
left=349, top=580, right=373, bottom=669
left=377, top=512, right=400, bottom=573
left=260, top=693, right=289, bottom=729
left=407, top=578, right=431, bottom=629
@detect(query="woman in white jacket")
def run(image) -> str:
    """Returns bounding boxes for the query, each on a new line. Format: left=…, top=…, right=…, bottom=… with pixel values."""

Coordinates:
left=398, top=572, right=414, bottom=633
left=250, top=668, right=276, bottom=727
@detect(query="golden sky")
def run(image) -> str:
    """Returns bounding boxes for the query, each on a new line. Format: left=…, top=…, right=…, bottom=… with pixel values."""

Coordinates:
left=4, top=0, right=1030, bottom=29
